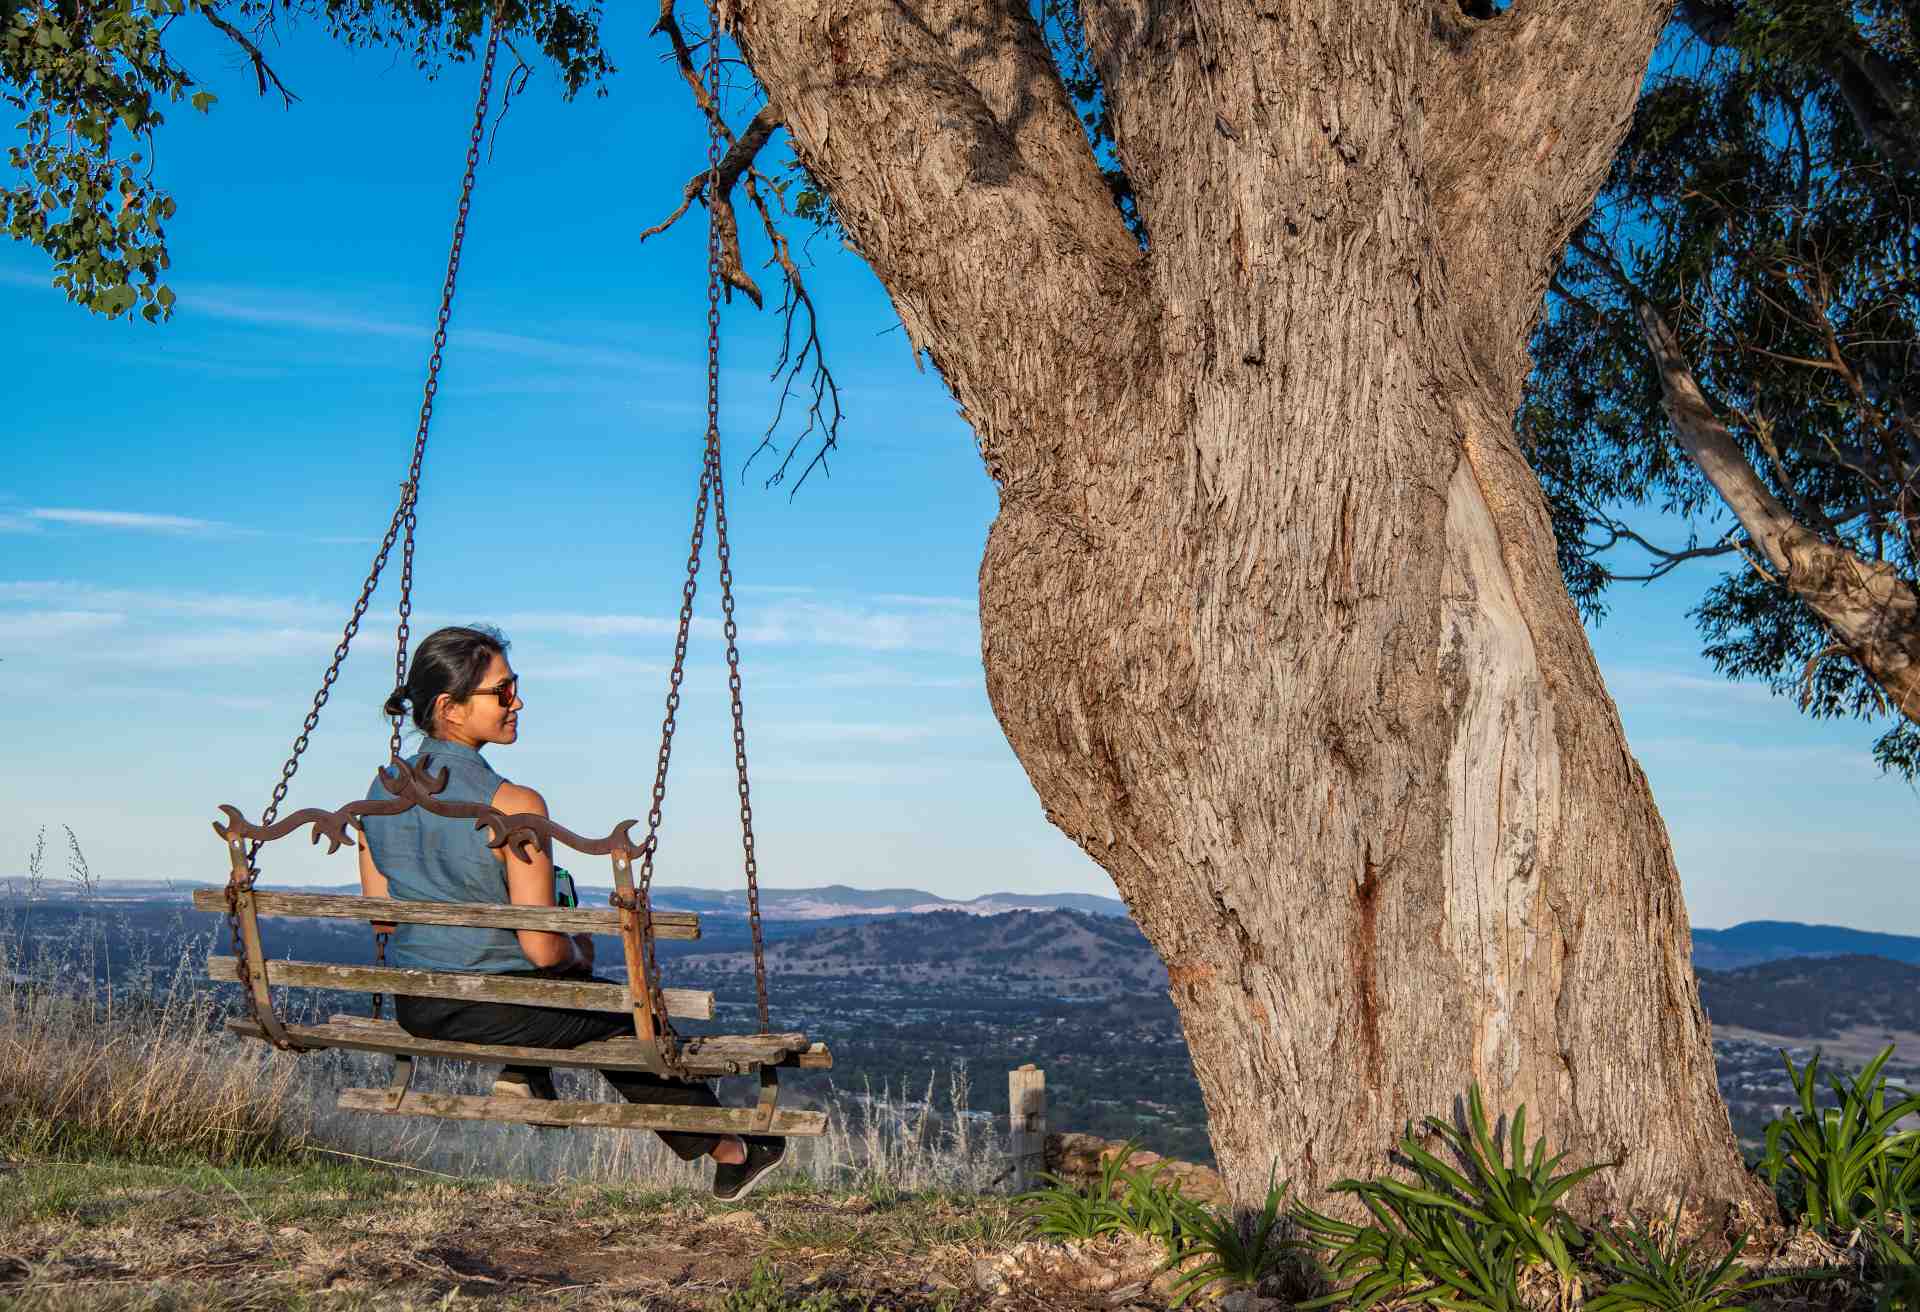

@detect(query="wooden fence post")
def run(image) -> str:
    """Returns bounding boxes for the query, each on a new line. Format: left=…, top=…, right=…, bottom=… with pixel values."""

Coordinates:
left=1009, top=1063, right=1046, bottom=1191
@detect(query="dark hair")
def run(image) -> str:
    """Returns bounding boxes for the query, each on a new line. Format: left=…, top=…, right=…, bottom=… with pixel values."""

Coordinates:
left=384, top=625, right=509, bottom=736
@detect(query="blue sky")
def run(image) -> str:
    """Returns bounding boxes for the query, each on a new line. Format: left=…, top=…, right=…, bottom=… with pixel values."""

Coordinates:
left=3, top=8, right=1915, bottom=931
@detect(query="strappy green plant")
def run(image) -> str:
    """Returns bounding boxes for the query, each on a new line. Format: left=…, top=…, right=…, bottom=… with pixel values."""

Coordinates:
left=1159, top=1168, right=1299, bottom=1308
left=1292, top=1197, right=1439, bottom=1312
left=1295, top=1180, right=1526, bottom=1312
left=1013, top=1170, right=1126, bottom=1240
left=1866, top=1201, right=1920, bottom=1312
left=1013, top=1140, right=1141, bottom=1241
left=1113, top=1158, right=1208, bottom=1252
left=1291, top=1085, right=1606, bottom=1310
left=1397, top=1084, right=1605, bottom=1280
left=1761, top=1046, right=1920, bottom=1235
left=1584, top=1202, right=1812, bottom=1312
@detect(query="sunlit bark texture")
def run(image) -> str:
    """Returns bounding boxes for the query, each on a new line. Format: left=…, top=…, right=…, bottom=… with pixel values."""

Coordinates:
left=730, top=0, right=1766, bottom=1218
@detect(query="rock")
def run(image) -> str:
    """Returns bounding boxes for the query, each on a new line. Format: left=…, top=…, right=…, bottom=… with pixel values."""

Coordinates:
left=975, top=1236, right=1168, bottom=1301
left=1218, top=1293, right=1286, bottom=1312
left=1044, top=1132, right=1230, bottom=1207
left=973, top=1257, right=1011, bottom=1295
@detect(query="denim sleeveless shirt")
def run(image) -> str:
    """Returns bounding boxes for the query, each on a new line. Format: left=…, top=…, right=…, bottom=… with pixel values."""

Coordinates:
left=361, top=738, right=528, bottom=974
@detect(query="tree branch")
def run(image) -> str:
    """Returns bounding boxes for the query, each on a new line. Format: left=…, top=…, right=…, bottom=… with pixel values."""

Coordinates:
left=1426, top=0, right=1672, bottom=402
left=730, top=0, right=1152, bottom=489
left=1637, top=299, right=1920, bottom=725
left=200, top=5, right=298, bottom=107
left=639, top=102, right=781, bottom=307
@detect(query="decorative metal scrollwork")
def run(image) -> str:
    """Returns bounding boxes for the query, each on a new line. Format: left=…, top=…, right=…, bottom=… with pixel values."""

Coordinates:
left=212, top=754, right=646, bottom=862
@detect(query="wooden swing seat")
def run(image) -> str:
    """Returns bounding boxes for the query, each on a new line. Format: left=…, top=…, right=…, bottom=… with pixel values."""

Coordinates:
left=205, top=763, right=828, bottom=1138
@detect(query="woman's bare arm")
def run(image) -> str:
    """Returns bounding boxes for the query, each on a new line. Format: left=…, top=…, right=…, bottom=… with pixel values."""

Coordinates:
left=356, top=838, right=395, bottom=934
left=493, top=782, right=587, bottom=971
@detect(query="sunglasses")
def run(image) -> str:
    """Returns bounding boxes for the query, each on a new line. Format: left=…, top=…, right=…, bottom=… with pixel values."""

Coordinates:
left=471, top=674, right=520, bottom=707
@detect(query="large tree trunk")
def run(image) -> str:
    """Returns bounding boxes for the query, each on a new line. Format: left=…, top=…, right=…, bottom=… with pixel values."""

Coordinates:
left=731, top=0, right=1768, bottom=1218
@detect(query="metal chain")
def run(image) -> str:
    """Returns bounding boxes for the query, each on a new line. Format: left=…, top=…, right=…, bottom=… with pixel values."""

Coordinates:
left=225, top=4, right=507, bottom=1049
left=699, top=0, right=769, bottom=1034
left=629, top=429, right=714, bottom=1079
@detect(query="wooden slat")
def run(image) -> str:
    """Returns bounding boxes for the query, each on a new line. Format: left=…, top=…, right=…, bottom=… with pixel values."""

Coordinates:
left=335, top=1087, right=828, bottom=1135
left=206, top=955, right=712, bottom=1019
left=223, top=1017, right=833, bottom=1076
left=190, top=888, right=699, bottom=939
left=321, top=1014, right=818, bottom=1064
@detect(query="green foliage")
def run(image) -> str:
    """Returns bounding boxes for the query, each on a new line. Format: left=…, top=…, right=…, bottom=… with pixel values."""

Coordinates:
left=1866, top=1202, right=1920, bottom=1312
left=1522, top=0, right=1920, bottom=769
left=1013, top=1158, right=1128, bottom=1242
left=1160, top=1168, right=1297, bottom=1309
left=1, top=0, right=202, bottom=319
left=1114, top=1157, right=1208, bottom=1252
left=1293, top=1084, right=1608, bottom=1310
left=1585, top=1203, right=1812, bottom=1312
left=1761, top=1045, right=1920, bottom=1234
left=4, top=0, right=612, bottom=319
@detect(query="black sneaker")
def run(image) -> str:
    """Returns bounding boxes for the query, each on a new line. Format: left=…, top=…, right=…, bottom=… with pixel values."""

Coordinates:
left=711, top=1135, right=787, bottom=1202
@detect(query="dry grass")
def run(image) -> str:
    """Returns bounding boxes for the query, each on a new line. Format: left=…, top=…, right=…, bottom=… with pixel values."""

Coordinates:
left=0, top=1159, right=1023, bottom=1310
left=0, top=830, right=1005, bottom=1200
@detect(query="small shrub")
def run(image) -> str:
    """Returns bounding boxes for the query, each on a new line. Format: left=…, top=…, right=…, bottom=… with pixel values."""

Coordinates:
left=1762, top=1045, right=1920, bottom=1235
left=1014, top=1170, right=1127, bottom=1241
left=1585, top=1202, right=1812, bottom=1312
left=1114, top=1158, right=1208, bottom=1252
left=1867, top=1202, right=1920, bottom=1312
left=1296, top=1177, right=1525, bottom=1312
left=1293, top=1084, right=1604, bottom=1310
left=1161, top=1168, right=1298, bottom=1308
left=1014, top=1139, right=1145, bottom=1241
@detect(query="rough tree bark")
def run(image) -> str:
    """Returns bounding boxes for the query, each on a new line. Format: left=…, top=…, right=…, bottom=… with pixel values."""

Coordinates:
left=728, top=0, right=1768, bottom=1218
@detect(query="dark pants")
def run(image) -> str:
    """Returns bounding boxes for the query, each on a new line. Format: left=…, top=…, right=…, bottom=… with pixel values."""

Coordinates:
left=395, top=972, right=723, bottom=1161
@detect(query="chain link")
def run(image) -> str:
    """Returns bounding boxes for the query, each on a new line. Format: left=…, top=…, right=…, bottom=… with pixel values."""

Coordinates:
left=226, top=4, right=506, bottom=1050
left=699, top=2, right=771, bottom=1036
left=628, top=0, right=773, bottom=1070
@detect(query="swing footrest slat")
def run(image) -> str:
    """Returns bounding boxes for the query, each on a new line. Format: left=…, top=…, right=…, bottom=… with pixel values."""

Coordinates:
left=333, top=1087, right=828, bottom=1135
left=206, top=955, right=713, bottom=1019
left=224, top=1015, right=833, bottom=1077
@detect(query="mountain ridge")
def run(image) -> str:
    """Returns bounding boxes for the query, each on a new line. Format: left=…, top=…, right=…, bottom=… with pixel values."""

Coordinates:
left=18, top=879, right=1920, bottom=969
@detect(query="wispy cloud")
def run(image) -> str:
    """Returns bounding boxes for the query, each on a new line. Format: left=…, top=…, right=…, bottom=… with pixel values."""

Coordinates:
left=1605, top=666, right=1774, bottom=705
left=184, top=286, right=676, bottom=378
left=758, top=717, right=998, bottom=745
left=0, top=514, right=41, bottom=534
left=0, top=609, right=126, bottom=642
left=502, top=598, right=975, bottom=653
left=0, top=582, right=332, bottom=626
left=21, top=508, right=246, bottom=536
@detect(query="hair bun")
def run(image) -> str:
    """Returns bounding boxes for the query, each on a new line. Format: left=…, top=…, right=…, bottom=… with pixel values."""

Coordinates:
left=382, top=688, right=411, bottom=718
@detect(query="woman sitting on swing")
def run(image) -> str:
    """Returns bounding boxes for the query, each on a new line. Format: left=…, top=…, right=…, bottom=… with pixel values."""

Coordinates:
left=357, top=624, right=786, bottom=1200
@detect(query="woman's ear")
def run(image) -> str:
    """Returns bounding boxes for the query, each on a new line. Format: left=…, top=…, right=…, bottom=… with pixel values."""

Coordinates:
left=433, top=692, right=458, bottom=733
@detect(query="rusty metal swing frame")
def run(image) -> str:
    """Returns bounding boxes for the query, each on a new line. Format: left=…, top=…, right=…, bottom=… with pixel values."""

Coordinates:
left=205, top=0, right=827, bottom=1138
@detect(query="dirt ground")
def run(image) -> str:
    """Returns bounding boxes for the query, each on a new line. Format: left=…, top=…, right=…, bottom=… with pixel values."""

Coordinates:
left=0, top=1158, right=1176, bottom=1311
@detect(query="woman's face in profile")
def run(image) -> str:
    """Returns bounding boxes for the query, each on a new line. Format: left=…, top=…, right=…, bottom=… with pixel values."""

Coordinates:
left=439, top=650, right=523, bottom=747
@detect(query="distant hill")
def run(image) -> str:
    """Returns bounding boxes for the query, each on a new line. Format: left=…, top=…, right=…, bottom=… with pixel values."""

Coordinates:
left=1692, top=921, right=1920, bottom=971
left=678, top=908, right=1166, bottom=997
left=1696, top=954, right=1920, bottom=1038
left=41, top=878, right=1130, bottom=920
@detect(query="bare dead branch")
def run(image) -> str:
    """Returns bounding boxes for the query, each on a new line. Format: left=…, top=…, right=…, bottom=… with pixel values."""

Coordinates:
left=646, top=6, right=839, bottom=485
left=639, top=103, right=780, bottom=307
left=652, top=0, right=741, bottom=145
left=488, top=42, right=535, bottom=163
left=737, top=164, right=843, bottom=495
left=201, top=5, right=298, bottom=107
